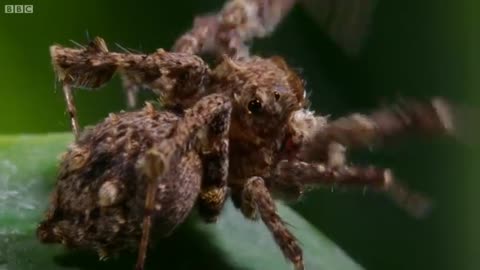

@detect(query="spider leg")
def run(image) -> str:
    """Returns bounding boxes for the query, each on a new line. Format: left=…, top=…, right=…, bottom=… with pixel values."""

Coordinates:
left=121, top=75, right=140, bottom=109
left=173, top=0, right=297, bottom=58
left=197, top=110, right=231, bottom=222
left=273, top=160, right=432, bottom=218
left=62, top=84, right=80, bottom=138
left=136, top=149, right=168, bottom=270
left=243, top=176, right=304, bottom=270
left=52, top=34, right=214, bottom=135
left=120, top=49, right=210, bottom=109
left=173, top=15, right=218, bottom=55
left=135, top=94, right=232, bottom=270
left=301, top=98, right=454, bottom=161
left=52, top=37, right=117, bottom=138
left=169, top=93, right=232, bottom=223
left=52, top=37, right=212, bottom=134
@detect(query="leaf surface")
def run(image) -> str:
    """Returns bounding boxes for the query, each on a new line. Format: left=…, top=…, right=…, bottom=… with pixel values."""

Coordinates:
left=0, top=133, right=362, bottom=270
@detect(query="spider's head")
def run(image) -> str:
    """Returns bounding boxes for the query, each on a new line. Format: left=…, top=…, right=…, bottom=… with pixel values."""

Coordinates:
left=213, top=56, right=307, bottom=144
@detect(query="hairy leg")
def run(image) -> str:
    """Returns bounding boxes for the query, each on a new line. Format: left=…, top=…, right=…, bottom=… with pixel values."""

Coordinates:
left=197, top=105, right=232, bottom=222
left=51, top=38, right=210, bottom=105
left=136, top=150, right=167, bottom=270
left=242, top=176, right=304, bottom=270
left=51, top=37, right=211, bottom=136
left=62, top=84, right=80, bottom=138
left=121, top=75, right=140, bottom=109
left=301, top=98, right=454, bottom=161
left=52, top=37, right=116, bottom=139
left=273, top=160, right=431, bottom=218
left=173, top=0, right=297, bottom=58
left=134, top=94, right=232, bottom=270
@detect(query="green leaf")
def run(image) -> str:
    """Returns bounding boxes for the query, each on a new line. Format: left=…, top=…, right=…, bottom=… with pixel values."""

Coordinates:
left=0, top=133, right=362, bottom=270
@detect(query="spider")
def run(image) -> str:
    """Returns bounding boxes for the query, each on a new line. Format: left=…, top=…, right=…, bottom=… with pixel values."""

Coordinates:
left=37, top=1, right=456, bottom=270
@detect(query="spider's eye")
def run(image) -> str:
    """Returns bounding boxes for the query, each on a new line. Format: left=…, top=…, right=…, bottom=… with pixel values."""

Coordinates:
left=247, top=99, right=262, bottom=114
left=274, top=91, right=280, bottom=101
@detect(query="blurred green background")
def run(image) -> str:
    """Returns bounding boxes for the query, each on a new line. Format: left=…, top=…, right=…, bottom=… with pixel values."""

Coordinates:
left=0, top=0, right=478, bottom=269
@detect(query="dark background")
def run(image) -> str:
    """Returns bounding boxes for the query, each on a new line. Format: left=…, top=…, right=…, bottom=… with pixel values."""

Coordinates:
left=0, top=0, right=478, bottom=269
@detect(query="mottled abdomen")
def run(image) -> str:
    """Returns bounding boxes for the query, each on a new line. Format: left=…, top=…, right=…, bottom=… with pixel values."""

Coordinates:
left=37, top=105, right=202, bottom=256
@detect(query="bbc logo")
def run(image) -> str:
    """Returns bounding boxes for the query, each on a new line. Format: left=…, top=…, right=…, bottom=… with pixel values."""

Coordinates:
left=4, top=5, right=34, bottom=14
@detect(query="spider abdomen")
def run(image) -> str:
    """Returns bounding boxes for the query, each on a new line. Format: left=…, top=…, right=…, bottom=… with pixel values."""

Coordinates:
left=37, top=106, right=202, bottom=256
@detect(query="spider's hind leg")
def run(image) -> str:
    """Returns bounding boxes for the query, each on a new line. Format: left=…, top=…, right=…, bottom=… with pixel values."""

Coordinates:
left=61, top=84, right=80, bottom=138
left=51, top=37, right=117, bottom=138
left=172, top=0, right=297, bottom=58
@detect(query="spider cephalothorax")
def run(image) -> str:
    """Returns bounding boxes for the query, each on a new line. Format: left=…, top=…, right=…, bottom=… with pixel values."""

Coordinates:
left=38, top=1, right=457, bottom=270
left=213, top=56, right=306, bottom=145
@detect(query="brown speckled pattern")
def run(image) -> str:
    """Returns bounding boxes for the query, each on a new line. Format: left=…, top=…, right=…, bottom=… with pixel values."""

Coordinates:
left=40, top=1, right=458, bottom=269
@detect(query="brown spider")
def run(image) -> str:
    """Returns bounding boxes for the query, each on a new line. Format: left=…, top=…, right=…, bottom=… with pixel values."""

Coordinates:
left=37, top=1, right=456, bottom=270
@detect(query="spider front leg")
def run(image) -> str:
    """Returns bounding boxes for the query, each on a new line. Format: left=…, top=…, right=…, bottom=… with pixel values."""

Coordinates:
left=242, top=176, right=304, bottom=270
left=197, top=100, right=232, bottom=222
left=301, top=98, right=454, bottom=161
left=135, top=94, right=232, bottom=270
left=273, top=160, right=432, bottom=218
